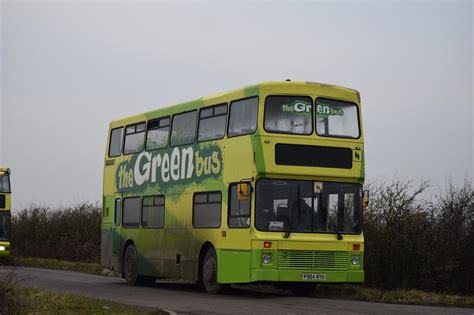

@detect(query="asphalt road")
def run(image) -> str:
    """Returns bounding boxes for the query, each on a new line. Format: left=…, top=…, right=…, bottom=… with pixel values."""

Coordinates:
left=3, top=266, right=473, bottom=314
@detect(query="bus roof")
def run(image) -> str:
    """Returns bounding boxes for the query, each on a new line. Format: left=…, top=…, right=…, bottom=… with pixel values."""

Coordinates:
left=109, top=81, right=360, bottom=128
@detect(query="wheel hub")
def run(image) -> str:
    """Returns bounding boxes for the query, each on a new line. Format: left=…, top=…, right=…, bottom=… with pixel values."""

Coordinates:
left=204, top=258, right=216, bottom=283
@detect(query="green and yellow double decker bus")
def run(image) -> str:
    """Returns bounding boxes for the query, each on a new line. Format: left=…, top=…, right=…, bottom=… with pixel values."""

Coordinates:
left=0, top=168, right=12, bottom=258
left=101, top=81, right=365, bottom=295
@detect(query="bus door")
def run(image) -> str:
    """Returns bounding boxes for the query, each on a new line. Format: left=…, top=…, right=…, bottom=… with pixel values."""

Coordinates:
left=318, top=182, right=361, bottom=234
left=319, top=184, right=343, bottom=233
left=220, top=182, right=252, bottom=283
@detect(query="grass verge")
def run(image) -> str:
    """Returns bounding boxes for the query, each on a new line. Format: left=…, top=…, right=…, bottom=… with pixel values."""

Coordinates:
left=1, top=261, right=159, bottom=314
left=239, top=283, right=474, bottom=308
left=15, top=286, right=160, bottom=314
left=6, top=256, right=118, bottom=277
left=312, top=284, right=474, bottom=308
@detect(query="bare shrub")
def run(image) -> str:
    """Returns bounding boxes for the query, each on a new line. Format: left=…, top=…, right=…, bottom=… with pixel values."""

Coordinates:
left=11, top=203, right=101, bottom=262
left=364, top=179, right=434, bottom=290
left=431, top=181, right=474, bottom=293
left=364, top=179, right=474, bottom=293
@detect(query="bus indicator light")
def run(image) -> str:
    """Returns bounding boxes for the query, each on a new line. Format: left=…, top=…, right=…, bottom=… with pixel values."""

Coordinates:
left=353, top=244, right=360, bottom=251
left=264, top=242, right=272, bottom=248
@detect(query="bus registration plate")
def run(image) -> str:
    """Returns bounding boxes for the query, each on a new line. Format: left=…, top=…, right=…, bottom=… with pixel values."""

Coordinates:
left=302, top=273, right=326, bottom=281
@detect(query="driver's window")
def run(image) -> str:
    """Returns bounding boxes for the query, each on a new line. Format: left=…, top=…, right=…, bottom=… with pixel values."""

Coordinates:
left=228, top=183, right=251, bottom=228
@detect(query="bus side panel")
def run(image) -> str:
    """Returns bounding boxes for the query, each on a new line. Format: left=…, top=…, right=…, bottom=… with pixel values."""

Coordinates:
left=220, top=224, right=252, bottom=283
left=139, top=228, right=164, bottom=277
left=163, top=227, right=191, bottom=279
left=162, top=194, right=192, bottom=279
left=218, top=249, right=251, bottom=283
left=223, top=136, right=254, bottom=182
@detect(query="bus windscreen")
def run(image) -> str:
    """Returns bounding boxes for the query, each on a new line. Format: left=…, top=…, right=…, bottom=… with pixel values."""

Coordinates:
left=256, top=179, right=362, bottom=234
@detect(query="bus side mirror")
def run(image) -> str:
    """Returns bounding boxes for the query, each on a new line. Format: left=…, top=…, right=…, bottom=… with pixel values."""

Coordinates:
left=237, top=183, right=250, bottom=201
left=363, top=190, right=369, bottom=208
left=10, top=216, right=15, bottom=223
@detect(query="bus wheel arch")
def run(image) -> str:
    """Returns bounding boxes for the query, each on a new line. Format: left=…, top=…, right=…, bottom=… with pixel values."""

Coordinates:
left=198, top=242, right=213, bottom=282
left=198, top=242, right=223, bottom=294
left=122, top=240, right=155, bottom=286
left=122, top=240, right=137, bottom=284
left=121, top=239, right=135, bottom=277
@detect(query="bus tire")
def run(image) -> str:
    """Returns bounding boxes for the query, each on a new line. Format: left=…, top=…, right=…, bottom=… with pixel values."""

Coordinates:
left=199, top=247, right=222, bottom=294
left=288, top=282, right=316, bottom=297
left=123, top=245, right=155, bottom=286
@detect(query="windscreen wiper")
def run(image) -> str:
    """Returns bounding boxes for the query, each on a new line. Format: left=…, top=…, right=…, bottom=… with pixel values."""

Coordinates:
left=328, top=215, right=343, bottom=240
left=284, top=185, right=300, bottom=239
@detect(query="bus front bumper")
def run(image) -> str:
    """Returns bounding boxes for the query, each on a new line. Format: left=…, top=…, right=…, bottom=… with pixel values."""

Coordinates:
left=250, top=269, right=364, bottom=283
left=0, top=244, right=10, bottom=258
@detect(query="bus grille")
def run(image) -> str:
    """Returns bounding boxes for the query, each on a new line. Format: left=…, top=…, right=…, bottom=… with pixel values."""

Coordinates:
left=277, top=250, right=348, bottom=270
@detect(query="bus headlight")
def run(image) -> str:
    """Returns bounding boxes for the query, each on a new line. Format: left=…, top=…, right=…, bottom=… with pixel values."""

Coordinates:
left=0, top=246, right=5, bottom=251
left=262, top=253, right=272, bottom=264
left=351, top=255, right=360, bottom=265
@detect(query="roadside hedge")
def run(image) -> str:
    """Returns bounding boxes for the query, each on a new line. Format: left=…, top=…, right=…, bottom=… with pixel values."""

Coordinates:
left=364, top=180, right=474, bottom=294
left=11, top=203, right=101, bottom=262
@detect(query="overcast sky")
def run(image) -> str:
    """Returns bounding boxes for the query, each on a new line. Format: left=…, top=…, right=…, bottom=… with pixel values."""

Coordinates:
left=1, top=0, right=473, bottom=210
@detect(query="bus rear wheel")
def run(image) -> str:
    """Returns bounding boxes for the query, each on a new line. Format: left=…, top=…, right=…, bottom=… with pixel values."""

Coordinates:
left=199, top=247, right=223, bottom=294
left=123, top=245, right=155, bottom=286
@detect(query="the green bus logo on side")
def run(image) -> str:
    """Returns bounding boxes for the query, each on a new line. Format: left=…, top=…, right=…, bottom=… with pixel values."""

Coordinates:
left=116, top=144, right=222, bottom=192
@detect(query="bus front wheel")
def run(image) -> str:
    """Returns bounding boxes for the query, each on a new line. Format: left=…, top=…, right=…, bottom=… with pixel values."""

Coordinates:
left=123, top=245, right=155, bottom=286
left=199, top=247, right=222, bottom=294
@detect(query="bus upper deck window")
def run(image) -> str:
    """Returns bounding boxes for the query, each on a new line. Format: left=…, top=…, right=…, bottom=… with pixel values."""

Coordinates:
left=316, top=98, right=360, bottom=139
left=228, top=97, right=258, bottom=137
left=108, top=127, right=123, bottom=158
left=264, top=95, right=313, bottom=135
left=124, top=122, right=146, bottom=154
